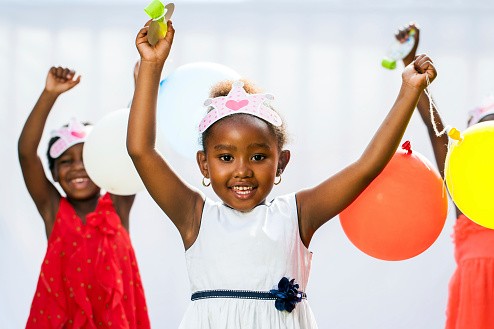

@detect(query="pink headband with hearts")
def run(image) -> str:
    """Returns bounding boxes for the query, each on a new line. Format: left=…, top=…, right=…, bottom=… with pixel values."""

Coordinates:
left=198, top=80, right=282, bottom=133
left=49, top=118, right=92, bottom=158
left=468, top=98, right=494, bottom=127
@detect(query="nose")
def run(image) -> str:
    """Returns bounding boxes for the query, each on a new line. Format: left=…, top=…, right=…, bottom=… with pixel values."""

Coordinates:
left=234, top=158, right=253, bottom=178
left=73, top=158, right=85, bottom=170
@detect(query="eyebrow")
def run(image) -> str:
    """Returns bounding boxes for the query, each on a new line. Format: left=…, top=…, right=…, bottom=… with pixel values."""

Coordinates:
left=213, top=143, right=271, bottom=152
left=248, top=142, right=271, bottom=150
left=214, top=144, right=237, bottom=151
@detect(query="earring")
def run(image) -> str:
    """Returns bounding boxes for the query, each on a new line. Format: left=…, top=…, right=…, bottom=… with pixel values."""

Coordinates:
left=202, top=177, right=211, bottom=187
left=274, top=169, right=282, bottom=185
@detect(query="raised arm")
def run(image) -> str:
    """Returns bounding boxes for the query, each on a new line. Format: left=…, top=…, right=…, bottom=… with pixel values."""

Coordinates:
left=401, top=24, right=449, bottom=178
left=296, top=54, right=437, bottom=247
left=127, top=20, right=203, bottom=249
left=400, top=24, right=457, bottom=217
left=18, top=67, right=80, bottom=225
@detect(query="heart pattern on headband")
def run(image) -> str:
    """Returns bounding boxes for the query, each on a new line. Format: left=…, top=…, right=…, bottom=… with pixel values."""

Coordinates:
left=198, top=80, right=283, bottom=133
left=71, top=131, right=86, bottom=138
left=226, top=99, right=249, bottom=111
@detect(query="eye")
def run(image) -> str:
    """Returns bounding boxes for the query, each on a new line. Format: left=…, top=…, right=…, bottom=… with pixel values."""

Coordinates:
left=219, top=154, right=233, bottom=162
left=252, top=154, right=266, bottom=161
left=58, top=158, right=72, bottom=165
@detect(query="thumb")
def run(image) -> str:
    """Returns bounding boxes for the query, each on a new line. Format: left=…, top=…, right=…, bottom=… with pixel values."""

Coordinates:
left=69, top=75, right=82, bottom=86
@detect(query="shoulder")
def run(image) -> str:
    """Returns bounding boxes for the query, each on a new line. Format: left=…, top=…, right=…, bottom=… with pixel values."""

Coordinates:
left=268, top=193, right=298, bottom=214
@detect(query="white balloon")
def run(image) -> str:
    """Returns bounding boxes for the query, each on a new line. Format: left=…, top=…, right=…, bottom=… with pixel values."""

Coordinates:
left=83, top=108, right=144, bottom=195
left=157, top=62, right=241, bottom=159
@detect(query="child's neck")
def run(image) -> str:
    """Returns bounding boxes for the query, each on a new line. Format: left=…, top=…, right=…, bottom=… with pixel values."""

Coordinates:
left=67, top=194, right=101, bottom=224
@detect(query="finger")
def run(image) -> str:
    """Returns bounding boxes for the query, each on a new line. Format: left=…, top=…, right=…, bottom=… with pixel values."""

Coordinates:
left=408, top=21, right=420, bottom=30
left=415, top=54, right=432, bottom=67
left=164, top=20, right=175, bottom=43
left=420, top=60, right=435, bottom=73
left=55, top=66, right=64, bottom=79
left=415, top=56, right=434, bottom=74
left=71, top=75, right=82, bottom=85
left=62, top=68, right=73, bottom=80
left=136, top=26, right=149, bottom=43
left=396, top=27, right=407, bottom=42
left=413, top=55, right=427, bottom=73
left=144, top=19, right=153, bottom=27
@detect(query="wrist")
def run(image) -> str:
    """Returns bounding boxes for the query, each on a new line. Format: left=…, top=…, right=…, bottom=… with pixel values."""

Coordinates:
left=139, top=60, right=165, bottom=70
left=399, top=81, right=423, bottom=98
left=42, top=88, right=62, bottom=99
left=137, top=60, right=165, bottom=81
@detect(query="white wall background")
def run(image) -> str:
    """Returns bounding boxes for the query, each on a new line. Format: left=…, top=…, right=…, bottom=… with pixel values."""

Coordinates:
left=1, top=0, right=494, bottom=328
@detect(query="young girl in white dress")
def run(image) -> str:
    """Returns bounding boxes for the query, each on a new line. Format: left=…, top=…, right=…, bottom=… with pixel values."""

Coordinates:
left=127, top=19, right=437, bottom=328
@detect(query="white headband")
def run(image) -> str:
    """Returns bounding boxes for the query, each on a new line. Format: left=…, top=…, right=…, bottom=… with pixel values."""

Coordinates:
left=198, top=80, right=282, bottom=133
left=49, top=118, right=92, bottom=158
left=468, top=98, right=494, bottom=127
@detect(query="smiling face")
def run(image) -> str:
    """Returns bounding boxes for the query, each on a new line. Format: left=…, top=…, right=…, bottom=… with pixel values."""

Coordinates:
left=197, top=114, right=289, bottom=212
left=51, top=143, right=100, bottom=200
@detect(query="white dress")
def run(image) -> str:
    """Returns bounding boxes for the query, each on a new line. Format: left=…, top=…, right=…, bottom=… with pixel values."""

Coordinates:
left=179, top=193, right=318, bottom=329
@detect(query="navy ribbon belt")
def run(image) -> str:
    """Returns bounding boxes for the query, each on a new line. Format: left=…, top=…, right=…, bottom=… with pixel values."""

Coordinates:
left=191, top=289, right=307, bottom=301
left=191, top=278, right=307, bottom=313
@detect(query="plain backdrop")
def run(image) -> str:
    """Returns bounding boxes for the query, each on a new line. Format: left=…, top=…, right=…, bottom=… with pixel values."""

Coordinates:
left=1, top=0, right=494, bottom=328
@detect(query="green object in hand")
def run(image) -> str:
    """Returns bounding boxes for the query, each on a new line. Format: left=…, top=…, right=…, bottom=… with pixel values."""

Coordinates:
left=381, top=58, right=397, bottom=70
left=144, top=1, right=175, bottom=46
left=144, top=0, right=165, bottom=21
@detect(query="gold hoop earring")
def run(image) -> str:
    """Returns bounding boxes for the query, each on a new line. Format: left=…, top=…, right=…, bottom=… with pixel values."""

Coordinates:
left=202, top=177, right=211, bottom=187
left=274, top=175, right=282, bottom=185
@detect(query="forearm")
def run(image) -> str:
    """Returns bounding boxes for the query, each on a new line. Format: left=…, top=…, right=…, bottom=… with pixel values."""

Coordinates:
left=416, top=90, right=448, bottom=176
left=127, top=61, right=164, bottom=157
left=18, top=89, right=59, bottom=158
left=360, top=83, right=422, bottom=175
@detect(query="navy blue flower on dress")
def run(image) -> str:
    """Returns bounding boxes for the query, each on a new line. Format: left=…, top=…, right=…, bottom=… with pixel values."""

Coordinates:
left=270, top=277, right=303, bottom=313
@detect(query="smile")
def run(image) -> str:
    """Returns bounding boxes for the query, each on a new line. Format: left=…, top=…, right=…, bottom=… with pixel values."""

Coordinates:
left=70, top=177, right=91, bottom=189
left=232, top=185, right=254, bottom=196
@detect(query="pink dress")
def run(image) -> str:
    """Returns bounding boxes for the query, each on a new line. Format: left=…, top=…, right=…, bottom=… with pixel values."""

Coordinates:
left=25, top=193, right=150, bottom=329
left=446, top=214, right=494, bottom=329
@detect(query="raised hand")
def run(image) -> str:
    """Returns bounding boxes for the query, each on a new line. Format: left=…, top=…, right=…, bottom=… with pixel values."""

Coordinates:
left=402, top=54, right=436, bottom=90
left=396, top=22, right=420, bottom=67
left=45, top=66, right=81, bottom=95
left=135, top=19, right=175, bottom=65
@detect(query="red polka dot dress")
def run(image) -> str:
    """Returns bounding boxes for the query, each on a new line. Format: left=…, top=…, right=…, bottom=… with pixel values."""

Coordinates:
left=445, top=214, right=494, bottom=329
left=26, top=194, right=150, bottom=329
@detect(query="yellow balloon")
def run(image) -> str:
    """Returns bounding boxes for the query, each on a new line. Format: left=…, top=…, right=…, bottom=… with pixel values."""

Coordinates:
left=445, top=121, right=494, bottom=228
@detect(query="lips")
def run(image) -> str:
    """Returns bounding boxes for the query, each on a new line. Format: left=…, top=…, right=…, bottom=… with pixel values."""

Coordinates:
left=230, top=184, right=258, bottom=200
left=232, top=185, right=253, bottom=194
left=70, top=177, right=91, bottom=189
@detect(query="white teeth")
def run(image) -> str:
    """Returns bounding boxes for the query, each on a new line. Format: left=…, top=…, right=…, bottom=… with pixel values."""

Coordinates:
left=74, top=178, right=87, bottom=183
left=233, top=186, right=252, bottom=191
left=233, top=186, right=253, bottom=195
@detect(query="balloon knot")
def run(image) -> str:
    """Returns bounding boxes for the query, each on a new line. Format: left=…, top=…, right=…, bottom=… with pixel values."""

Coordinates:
left=401, top=140, right=412, bottom=154
left=447, top=127, right=463, bottom=141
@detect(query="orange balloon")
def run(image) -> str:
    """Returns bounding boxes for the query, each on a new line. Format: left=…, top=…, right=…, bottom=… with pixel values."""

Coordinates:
left=339, top=147, right=448, bottom=261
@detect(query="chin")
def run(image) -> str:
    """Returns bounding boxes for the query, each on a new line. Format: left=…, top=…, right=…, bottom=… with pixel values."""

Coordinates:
left=66, top=189, right=101, bottom=201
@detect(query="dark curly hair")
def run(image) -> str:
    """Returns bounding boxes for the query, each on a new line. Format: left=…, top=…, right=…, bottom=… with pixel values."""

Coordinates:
left=200, top=79, right=288, bottom=152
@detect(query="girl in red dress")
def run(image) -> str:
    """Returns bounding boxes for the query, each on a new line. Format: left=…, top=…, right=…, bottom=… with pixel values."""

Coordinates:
left=18, top=67, right=150, bottom=329
left=398, top=23, right=494, bottom=329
